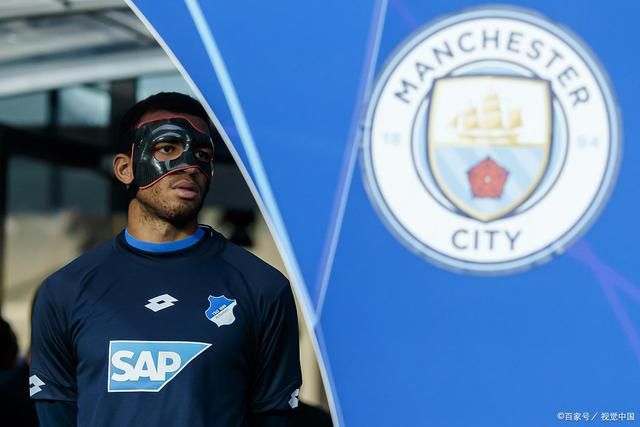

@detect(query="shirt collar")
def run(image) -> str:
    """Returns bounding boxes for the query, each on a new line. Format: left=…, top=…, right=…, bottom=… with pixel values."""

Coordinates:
left=124, top=227, right=205, bottom=253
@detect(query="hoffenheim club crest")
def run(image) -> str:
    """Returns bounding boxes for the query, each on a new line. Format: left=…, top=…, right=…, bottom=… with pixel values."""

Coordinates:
left=205, top=295, right=237, bottom=326
left=361, top=7, right=621, bottom=273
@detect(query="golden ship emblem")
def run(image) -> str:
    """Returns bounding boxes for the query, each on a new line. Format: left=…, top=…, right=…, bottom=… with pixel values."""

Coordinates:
left=449, top=92, right=522, bottom=145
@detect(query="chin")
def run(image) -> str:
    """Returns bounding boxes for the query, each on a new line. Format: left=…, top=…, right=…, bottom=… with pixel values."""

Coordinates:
left=160, top=209, right=198, bottom=227
left=164, top=199, right=204, bottom=224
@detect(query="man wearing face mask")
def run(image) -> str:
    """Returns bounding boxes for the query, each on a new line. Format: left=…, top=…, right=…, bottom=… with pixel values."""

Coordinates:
left=29, top=92, right=302, bottom=427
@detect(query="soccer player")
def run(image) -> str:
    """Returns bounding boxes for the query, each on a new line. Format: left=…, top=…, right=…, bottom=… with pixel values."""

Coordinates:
left=29, top=92, right=302, bottom=426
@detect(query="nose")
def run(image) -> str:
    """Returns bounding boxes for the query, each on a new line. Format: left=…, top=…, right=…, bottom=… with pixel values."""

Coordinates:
left=177, top=165, right=209, bottom=182
left=181, top=166, right=200, bottom=175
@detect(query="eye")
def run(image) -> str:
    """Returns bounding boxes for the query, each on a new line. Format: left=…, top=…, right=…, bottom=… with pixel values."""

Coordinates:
left=155, top=143, right=176, bottom=154
left=195, top=149, right=212, bottom=162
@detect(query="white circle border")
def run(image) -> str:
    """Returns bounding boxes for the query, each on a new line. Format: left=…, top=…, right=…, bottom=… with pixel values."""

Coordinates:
left=360, top=6, right=622, bottom=274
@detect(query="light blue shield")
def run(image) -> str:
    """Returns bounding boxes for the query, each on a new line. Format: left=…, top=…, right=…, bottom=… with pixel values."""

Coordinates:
left=427, top=76, right=552, bottom=221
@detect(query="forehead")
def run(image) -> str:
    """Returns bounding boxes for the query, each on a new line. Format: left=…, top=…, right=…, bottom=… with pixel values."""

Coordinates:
left=136, top=109, right=210, bottom=135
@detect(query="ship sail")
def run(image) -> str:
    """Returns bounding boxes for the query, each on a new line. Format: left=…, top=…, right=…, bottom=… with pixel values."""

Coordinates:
left=448, top=93, right=522, bottom=144
left=462, top=107, right=478, bottom=128
left=480, top=92, right=502, bottom=129
left=507, top=109, right=522, bottom=129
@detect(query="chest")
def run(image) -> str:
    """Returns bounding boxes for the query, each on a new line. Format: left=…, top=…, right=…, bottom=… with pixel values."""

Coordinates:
left=70, top=268, right=257, bottom=391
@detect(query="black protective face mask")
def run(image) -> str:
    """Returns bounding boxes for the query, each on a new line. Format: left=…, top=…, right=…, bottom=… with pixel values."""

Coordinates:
left=131, top=116, right=214, bottom=189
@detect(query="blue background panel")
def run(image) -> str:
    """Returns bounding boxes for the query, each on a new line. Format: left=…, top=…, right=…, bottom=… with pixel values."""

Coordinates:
left=128, top=1, right=640, bottom=425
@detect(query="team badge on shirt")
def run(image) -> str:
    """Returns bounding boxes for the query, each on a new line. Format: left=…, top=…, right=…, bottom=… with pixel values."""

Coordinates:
left=205, top=295, right=237, bottom=326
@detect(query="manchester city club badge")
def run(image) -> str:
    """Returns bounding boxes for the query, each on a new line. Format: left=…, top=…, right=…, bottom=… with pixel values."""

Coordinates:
left=361, top=7, right=621, bottom=274
left=205, top=295, right=237, bottom=326
left=428, top=75, right=552, bottom=222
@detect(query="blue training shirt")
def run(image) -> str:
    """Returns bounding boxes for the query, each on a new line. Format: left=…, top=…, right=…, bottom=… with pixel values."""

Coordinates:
left=30, top=226, right=302, bottom=426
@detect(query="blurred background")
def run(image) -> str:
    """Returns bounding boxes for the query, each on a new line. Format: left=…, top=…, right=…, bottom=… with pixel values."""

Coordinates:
left=0, top=0, right=330, bottom=423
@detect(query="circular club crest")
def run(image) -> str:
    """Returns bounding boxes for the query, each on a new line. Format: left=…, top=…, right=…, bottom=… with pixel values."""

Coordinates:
left=362, top=7, right=621, bottom=274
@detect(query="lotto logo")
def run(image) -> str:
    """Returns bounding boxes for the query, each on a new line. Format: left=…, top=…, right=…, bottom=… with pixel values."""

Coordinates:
left=108, top=340, right=210, bottom=392
left=29, top=375, right=45, bottom=396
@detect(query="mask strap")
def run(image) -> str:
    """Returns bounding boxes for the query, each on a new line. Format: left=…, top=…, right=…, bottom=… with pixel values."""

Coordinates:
left=134, top=113, right=210, bottom=135
left=137, top=165, right=210, bottom=190
left=126, top=142, right=139, bottom=197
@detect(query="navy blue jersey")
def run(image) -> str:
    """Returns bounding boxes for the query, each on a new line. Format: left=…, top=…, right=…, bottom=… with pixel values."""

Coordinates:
left=30, top=227, right=301, bottom=427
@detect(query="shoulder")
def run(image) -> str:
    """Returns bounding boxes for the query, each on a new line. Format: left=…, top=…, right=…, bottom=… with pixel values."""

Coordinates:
left=38, top=239, right=117, bottom=307
left=217, top=236, right=290, bottom=299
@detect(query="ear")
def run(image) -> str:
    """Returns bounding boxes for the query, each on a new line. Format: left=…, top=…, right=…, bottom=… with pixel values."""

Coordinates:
left=113, top=153, right=134, bottom=185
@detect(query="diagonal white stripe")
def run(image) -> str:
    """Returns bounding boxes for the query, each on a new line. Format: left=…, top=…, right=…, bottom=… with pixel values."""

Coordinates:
left=183, top=0, right=314, bottom=326
left=314, top=0, right=389, bottom=320
left=124, top=2, right=389, bottom=425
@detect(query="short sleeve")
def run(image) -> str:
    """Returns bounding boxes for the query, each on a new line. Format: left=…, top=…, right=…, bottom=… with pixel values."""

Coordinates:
left=250, top=280, right=302, bottom=413
left=30, top=280, right=77, bottom=402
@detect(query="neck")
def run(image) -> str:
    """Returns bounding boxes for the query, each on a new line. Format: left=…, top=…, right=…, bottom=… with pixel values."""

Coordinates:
left=127, top=198, right=199, bottom=243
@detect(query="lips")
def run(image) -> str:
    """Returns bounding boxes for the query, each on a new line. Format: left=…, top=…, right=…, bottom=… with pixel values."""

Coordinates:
left=172, top=179, right=200, bottom=200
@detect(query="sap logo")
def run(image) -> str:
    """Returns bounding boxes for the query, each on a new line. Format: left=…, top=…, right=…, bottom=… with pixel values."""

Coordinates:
left=108, top=340, right=210, bottom=392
